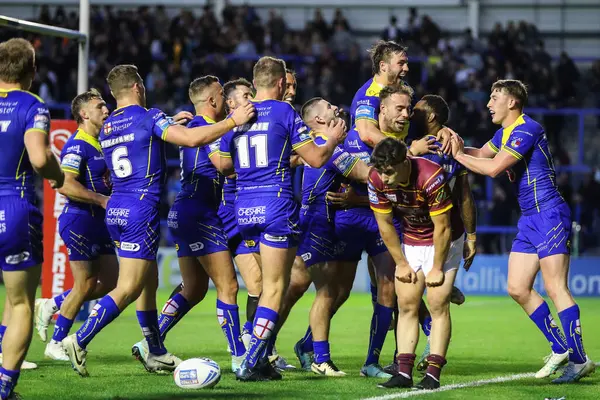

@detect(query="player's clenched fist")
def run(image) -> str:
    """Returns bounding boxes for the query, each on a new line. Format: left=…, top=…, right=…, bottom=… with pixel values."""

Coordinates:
left=324, top=118, right=347, bottom=145
left=426, top=269, right=445, bottom=287
left=230, top=102, right=256, bottom=126
left=395, top=263, right=417, bottom=284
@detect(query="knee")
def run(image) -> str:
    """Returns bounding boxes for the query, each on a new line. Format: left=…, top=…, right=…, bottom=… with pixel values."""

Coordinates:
left=117, top=280, right=145, bottom=302
left=508, top=282, right=531, bottom=304
left=398, top=300, right=420, bottom=318
left=544, top=280, right=570, bottom=302
left=73, top=278, right=97, bottom=298
left=427, top=298, right=450, bottom=317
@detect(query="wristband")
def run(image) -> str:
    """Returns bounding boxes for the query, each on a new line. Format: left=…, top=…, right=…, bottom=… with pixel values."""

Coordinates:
left=226, top=117, right=236, bottom=129
left=466, top=232, right=476, bottom=241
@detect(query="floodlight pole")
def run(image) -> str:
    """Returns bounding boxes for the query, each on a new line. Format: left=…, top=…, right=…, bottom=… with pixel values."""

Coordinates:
left=77, top=0, right=90, bottom=94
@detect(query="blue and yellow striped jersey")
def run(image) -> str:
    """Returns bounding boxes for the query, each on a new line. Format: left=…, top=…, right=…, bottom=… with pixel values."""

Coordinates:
left=60, top=128, right=111, bottom=215
left=487, top=114, right=564, bottom=215
left=178, top=115, right=222, bottom=208
left=301, top=135, right=360, bottom=217
left=0, top=89, right=50, bottom=200
left=99, top=104, right=171, bottom=202
left=219, top=99, right=313, bottom=198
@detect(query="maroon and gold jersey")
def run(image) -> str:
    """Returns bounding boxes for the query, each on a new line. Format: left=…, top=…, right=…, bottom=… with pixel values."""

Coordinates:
left=368, top=157, right=454, bottom=246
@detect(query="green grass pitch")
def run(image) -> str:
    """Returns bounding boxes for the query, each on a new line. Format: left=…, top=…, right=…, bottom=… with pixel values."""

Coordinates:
left=11, top=289, right=600, bottom=399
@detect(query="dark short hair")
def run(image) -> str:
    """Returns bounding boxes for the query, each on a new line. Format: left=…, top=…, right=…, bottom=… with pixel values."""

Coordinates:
left=0, top=38, right=35, bottom=85
left=491, top=79, right=528, bottom=109
left=368, top=40, right=408, bottom=75
left=380, top=83, right=414, bottom=104
left=371, top=137, right=408, bottom=170
left=223, top=78, right=252, bottom=99
left=107, top=64, right=143, bottom=96
left=285, top=68, right=296, bottom=77
left=253, top=56, right=286, bottom=89
left=300, top=97, right=324, bottom=120
left=421, top=94, right=450, bottom=125
left=71, top=88, right=103, bottom=124
left=188, top=75, right=219, bottom=103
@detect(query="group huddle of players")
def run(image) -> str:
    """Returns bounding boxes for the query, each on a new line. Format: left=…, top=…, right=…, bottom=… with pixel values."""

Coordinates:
left=0, top=36, right=595, bottom=399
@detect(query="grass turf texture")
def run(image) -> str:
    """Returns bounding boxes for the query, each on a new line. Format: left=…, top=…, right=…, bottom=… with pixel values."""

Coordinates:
left=11, top=289, right=600, bottom=399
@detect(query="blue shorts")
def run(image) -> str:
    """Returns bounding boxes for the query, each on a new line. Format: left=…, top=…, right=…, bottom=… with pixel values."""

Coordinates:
left=59, top=212, right=114, bottom=262
left=236, top=197, right=300, bottom=250
left=0, top=197, right=43, bottom=271
left=512, top=202, right=572, bottom=259
left=297, top=212, right=338, bottom=268
left=105, top=195, right=160, bottom=260
left=217, top=201, right=256, bottom=255
left=335, top=209, right=387, bottom=262
left=169, top=197, right=229, bottom=258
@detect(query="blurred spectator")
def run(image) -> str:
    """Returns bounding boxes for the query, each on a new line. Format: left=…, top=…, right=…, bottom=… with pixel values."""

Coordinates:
left=332, top=9, right=350, bottom=32
left=330, top=23, right=354, bottom=54
left=382, top=16, right=401, bottom=42
left=310, top=9, right=330, bottom=41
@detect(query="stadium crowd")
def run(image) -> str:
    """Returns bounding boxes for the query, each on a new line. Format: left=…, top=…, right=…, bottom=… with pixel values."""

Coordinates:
left=4, top=3, right=600, bottom=253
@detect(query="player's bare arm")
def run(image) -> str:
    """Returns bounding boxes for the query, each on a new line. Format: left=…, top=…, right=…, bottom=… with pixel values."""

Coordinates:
left=356, top=118, right=387, bottom=148
left=295, top=118, right=347, bottom=168
left=453, top=174, right=477, bottom=270
left=451, top=135, right=519, bottom=178
left=428, top=210, right=452, bottom=287
left=59, top=171, right=109, bottom=209
left=165, top=103, right=255, bottom=147
left=24, top=129, right=64, bottom=189
left=373, top=210, right=415, bottom=284
left=408, top=136, right=438, bottom=156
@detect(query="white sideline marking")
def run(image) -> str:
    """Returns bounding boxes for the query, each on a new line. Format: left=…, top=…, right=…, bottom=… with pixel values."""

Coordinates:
left=360, top=372, right=535, bottom=399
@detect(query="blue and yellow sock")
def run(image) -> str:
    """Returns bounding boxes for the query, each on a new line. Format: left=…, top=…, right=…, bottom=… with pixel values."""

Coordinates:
left=158, top=293, right=191, bottom=341
left=52, top=315, right=74, bottom=343
left=559, top=304, right=587, bottom=364
left=217, top=300, right=246, bottom=357
left=529, top=301, right=568, bottom=354
left=76, top=295, right=121, bottom=348
left=245, top=306, right=278, bottom=368
left=137, top=310, right=167, bottom=356
left=365, top=303, right=393, bottom=366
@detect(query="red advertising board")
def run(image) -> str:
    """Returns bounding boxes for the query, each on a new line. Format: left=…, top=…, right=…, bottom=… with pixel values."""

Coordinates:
left=41, top=120, right=78, bottom=298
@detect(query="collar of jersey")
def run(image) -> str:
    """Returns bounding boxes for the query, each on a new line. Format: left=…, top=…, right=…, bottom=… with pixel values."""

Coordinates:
left=112, top=104, right=145, bottom=114
left=501, top=114, right=526, bottom=146
left=199, top=114, right=216, bottom=124
left=382, top=130, right=399, bottom=138
left=0, top=88, right=44, bottom=102
left=75, top=128, right=102, bottom=153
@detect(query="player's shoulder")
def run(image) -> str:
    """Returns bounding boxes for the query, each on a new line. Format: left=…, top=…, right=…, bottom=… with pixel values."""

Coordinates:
left=2, top=89, right=45, bottom=105
left=188, top=114, right=211, bottom=128
left=368, top=166, right=384, bottom=188
left=414, top=157, right=445, bottom=187
left=146, top=107, right=168, bottom=121
left=255, top=99, right=296, bottom=113
left=516, top=114, right=544, bottom=136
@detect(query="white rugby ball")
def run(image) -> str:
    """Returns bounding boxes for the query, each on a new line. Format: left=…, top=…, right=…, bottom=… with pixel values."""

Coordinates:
left=173, top=358, right=221, bottom=389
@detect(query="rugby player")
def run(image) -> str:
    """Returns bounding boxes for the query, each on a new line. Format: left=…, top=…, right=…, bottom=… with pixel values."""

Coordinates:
left=34, top=89, right=119, bottom=362
left=284, top=69, right=297, bottom=104
left=220, top=78, right=262, bottom=347
left=218, top=56, right=346, bottom=381
left=0, top=38, right=65, bottom=399
left=62, top=64, right=255, bottom=377
left=369, top=137, right=464, bottom=390
left=297, top=98, right=370, bottom=376
left=449, top=79, right=595, bottom=383
left=132, top=76, right=247, bottom=372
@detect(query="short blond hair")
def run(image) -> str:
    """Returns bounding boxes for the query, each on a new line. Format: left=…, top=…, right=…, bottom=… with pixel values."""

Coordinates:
left=106, top=64, right=142, bottom=97
left=253, top=56, right=286, bottom=89
left=0, top=38, right=35, bottom=85
left=491, top=79, right=528, bottom=110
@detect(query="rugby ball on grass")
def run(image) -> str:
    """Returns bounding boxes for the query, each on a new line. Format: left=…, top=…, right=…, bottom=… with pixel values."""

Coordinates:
left=173, top=358, right=221, bottom=389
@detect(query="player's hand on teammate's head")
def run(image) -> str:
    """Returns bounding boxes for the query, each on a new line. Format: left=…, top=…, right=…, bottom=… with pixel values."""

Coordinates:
left=50, top=171, right=65, bottom=190
left=396, top=262, right=417, bottom=284
left=463, top=237, right=477, bottom=271
left=230, top=102, right=256, bottom=126
left=425, top=268, right=445, bottom=287
left=325, top=118, right=347, bottom=144
left=172, top=111, right=194, bottom=125
left=409, top=136, right=438, bottom=156
left=437, top=126, right=458, bottom=155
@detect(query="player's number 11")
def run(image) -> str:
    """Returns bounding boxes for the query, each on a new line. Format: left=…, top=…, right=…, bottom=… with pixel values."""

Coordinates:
left=234, top=134, right=268, bottom=168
